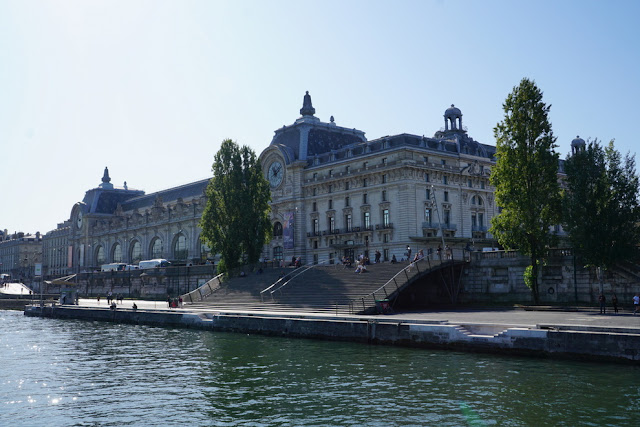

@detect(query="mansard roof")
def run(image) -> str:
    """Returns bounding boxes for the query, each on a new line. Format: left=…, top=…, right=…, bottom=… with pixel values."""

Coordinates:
left=120, top=178, right=210, bottom=212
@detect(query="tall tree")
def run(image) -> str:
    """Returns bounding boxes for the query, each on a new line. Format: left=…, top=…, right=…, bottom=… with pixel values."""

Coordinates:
left=563, top=139, right=640, bottom=277
left=200, top=139, right=271, bottom=273
left=490, top=78, right=562, bottom=303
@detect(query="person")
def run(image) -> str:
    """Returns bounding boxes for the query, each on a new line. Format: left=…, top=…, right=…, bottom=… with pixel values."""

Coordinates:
left=391, top=254, right=397, bottom=264
left=598, top=293, right=606, bottom=314
left=97, top=295, right=101, bottom=303
left=611, top=293, right=619, bottom=314
left=633, top=294, right=640, bottom=315
left=406, top=246, right=412, bottom=261
left=437, top=245, right=443, bottom=260
left=132, top=302, right=138, bottom=310
left=375, top=250, right=381, bottom=263
left=167, top=295, right=172, bottom=308
left=445, top=244, right=452, bottom=260
left=110, top=301, right=117, bottom=310
left=178, top=296, right=183, bottom=308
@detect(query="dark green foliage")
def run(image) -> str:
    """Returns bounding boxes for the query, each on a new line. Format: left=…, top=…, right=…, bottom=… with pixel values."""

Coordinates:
left=563, top=139, right=640, bottom=270
left=490, top=78, right=562, bottom=303
left=200, top=140, right=271, bottom=273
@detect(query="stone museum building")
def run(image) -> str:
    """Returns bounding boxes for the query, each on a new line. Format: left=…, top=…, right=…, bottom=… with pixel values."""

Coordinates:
left=39, top=92, right=499, bottom=275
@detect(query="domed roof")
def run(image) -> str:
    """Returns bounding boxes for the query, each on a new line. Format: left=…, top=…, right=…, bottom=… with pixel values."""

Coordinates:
left=571, top=135, right=585, bottom=147
left=444, top=104, right=462, bottom=118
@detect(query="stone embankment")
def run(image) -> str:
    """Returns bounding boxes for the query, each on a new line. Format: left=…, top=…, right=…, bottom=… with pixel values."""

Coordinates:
left=23, top=304, right=640, bottom=364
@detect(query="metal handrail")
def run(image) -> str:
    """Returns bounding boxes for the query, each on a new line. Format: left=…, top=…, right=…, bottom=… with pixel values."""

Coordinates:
left=181, top=272, right=225, bottom=303
left=260, top=260, right=330, bottom=302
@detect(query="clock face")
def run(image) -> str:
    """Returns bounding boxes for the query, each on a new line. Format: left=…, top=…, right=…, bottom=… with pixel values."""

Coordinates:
left=268, top=161, right=284, bottom=188
left=76, top=211, right=83, bottom=229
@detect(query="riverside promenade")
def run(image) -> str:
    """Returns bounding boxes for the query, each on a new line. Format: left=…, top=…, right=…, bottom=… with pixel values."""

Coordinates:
left=24, top=298, right=640, bottom=364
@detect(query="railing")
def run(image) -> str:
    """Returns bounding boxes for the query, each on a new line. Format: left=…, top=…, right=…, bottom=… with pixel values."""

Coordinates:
left=181, top=273, right=225, bottom=303
left=260, top=260, right=330, bottom=302
left=348, top=248, right=466, bottom=314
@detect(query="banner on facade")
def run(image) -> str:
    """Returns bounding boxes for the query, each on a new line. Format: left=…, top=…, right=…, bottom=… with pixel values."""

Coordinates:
left=283, top=211, right=295, bottom=250
left=34, top=263, right=42, bottom=276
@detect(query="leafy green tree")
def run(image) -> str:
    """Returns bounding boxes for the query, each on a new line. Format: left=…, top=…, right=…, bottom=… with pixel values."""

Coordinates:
left=490, top=78, right=562, bottom=303
left=200, top=139, right=271, bottom=273
left=563, top=139, right=640, bottom=278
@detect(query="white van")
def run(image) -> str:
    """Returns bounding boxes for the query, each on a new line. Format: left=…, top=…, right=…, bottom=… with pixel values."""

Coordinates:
left=138, top=259, right=171, bottom=269
left=101, top=263, right=127, bottom=272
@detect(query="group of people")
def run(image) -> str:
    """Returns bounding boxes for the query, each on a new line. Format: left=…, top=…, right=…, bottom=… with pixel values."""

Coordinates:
left=598, top=292, right=640, bottom=315
left=106, top=291, right=124, bottom=305
left=167, top=295, right=183, bottom=309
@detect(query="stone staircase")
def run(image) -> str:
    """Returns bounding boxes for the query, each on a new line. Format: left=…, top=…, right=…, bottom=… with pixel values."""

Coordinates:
left=186, top=262, right=413, bottom=314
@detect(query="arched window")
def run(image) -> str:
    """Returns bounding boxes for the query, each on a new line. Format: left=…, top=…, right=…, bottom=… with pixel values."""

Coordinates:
left=174, top=234, right=187, bottom=260
left=130, top=240, right=142, bottom=263
left=150, top=238, right=163, bottom=259
left=273, top=222, right=283, bottom=237
left=96, top=246, right=106, bottom=265
left=112, top=243, right=122, bottom=263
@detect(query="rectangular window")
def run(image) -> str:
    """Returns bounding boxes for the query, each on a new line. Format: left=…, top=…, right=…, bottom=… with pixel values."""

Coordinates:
left=345, top=214, right=352, bottom=231
left=444, top=210, right=450, bottom=226
left=423, top=156, right=428, bottom=164
left=363, top=178, right=368, bottom=187
left=328, top=184, right=333, bottom=193
left=444, top=191, right=449, bottom=202
left=313, top=173, right=317, bottom=180
left=425, top=208, right=432, bottom=224
left=345, top=181, right=350, bottom=190
left=345, top=196, right=350, bottom=207
left=345, top=165, right=350, bottom=173
left=382, top=209, right=390, bottom=227
left=382, top=190, right=387, bottom=202
left=363, top=193, right=368, bottom=204
left=471, top=214, right=477, bottom=228
left=481, top=180, right=485, bottom=189
left=313, top=218, right=319, bottom=234
left=313, top=202, right=317, bottom=212
left=443, top=176, right=448, bottom=185
left=329, top=216, right=335, bottom=233
left=383, top=234, right=389, bottom=243
left=363, top=162, right=368, bottom=169
left=328, top=199, right=333, bottom=209
left=383, top=248, right=389, bottom=261
left=382, top=174, right=387, bottom=184
left=273, top=246, right=283, bottom=261
left=425, top=173, right=429, bottom=183
left=441, top=159, right=446, bottom=165
left=426, top=188, right=431, bottom=200
left=313, top=240, right=318, bottom=249
left=382, top=158, right=387, bottom=165
left=329, top=169, right=333, bottom=177
left=363, top=212, right=371, bottom=229
left=479, top=213, right=484, bottom=227
left=468, top=179, right=472, bottom=187
left=313, top=188, right=317, bottom=196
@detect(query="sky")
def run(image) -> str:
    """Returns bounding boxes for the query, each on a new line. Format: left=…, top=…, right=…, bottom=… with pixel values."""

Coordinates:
left=1, top=0, right=639, bottom=235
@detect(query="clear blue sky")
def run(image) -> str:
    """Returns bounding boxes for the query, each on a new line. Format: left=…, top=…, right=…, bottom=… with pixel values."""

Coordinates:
left=1, top=0, right=638, bottom=235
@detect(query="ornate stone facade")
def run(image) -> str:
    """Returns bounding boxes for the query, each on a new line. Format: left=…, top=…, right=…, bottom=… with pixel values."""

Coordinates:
left=259, top=93, right=498, bottom=265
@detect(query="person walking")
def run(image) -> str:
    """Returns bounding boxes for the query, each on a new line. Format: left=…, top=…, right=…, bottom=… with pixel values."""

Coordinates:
left=633, top=294, right=640, bottom=315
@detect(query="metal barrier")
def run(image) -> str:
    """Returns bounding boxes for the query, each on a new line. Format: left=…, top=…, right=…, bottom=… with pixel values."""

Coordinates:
left=181, top=273, right=225, bottom=303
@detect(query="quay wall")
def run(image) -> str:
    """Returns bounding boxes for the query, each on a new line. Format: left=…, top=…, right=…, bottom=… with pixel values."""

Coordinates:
left=24, top=305, right=640, bottom=364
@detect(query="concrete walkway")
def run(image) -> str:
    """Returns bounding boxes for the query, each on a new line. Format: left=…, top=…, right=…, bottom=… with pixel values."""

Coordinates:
left=72, top=298, right=640, bottom=332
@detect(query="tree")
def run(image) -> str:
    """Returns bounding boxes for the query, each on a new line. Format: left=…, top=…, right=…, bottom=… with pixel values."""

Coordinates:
left=200, top=139, right=271, bottom=273
left=563, top=139, right=640, bottom=281
left=490, top=78, right=562, bottom=303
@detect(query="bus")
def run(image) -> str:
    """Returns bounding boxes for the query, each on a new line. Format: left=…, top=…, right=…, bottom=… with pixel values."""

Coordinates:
left=138, top=259, right=171, bottom=269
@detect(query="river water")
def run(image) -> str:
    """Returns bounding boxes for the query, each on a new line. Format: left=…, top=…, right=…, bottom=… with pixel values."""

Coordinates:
left=1, top=310, right=638, bottom=426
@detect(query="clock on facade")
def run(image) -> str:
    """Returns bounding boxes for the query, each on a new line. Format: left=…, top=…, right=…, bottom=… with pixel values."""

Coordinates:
left=76, top=211, right=83, bottom=229
left=268, top=160, right=284, bottom=188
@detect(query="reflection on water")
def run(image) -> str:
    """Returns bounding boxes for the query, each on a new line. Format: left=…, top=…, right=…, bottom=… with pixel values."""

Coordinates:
left=1, top=310, right=638, bottom=426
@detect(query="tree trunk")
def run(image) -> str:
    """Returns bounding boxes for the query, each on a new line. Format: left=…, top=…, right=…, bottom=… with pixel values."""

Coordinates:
left=531, top=256, right=540, bottom=304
